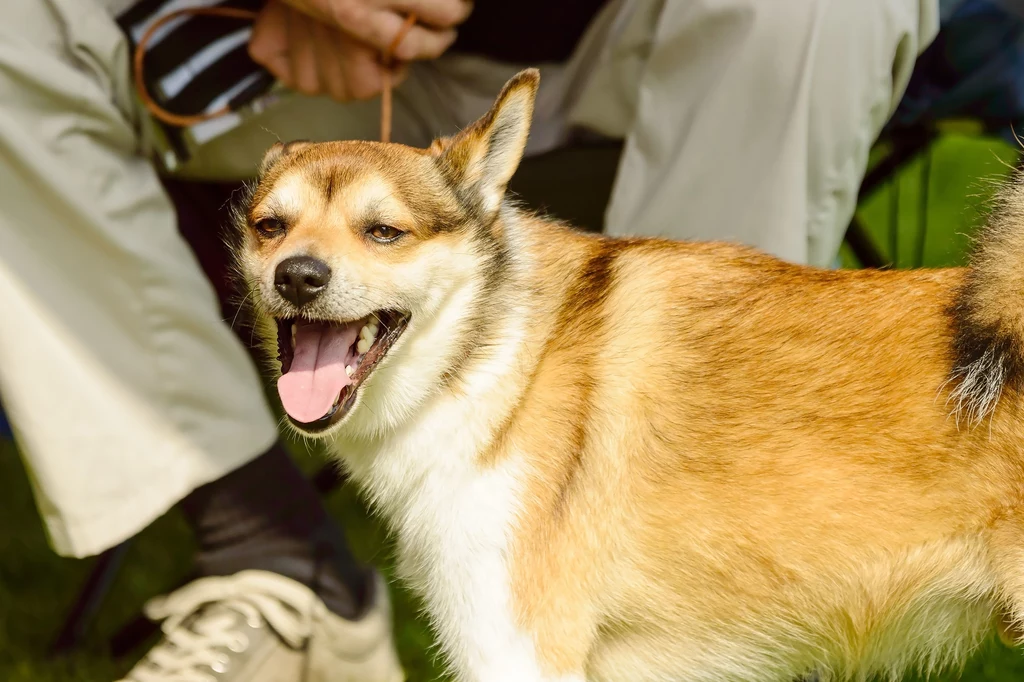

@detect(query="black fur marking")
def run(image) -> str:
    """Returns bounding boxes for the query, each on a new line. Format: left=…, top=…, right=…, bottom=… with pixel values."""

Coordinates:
left=323, top=171, right=336, bottom=203
left=948, top=274, right=1024, bottom=425
left=555, top=240, right=618, bottom=339
left=550, top=241, right=618, bottom=513
left=476, top=211, right=512, bottom=297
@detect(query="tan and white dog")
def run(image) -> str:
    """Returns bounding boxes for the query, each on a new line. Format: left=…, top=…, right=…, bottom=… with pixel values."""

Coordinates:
left=233, top=69, right=1024, bottom=682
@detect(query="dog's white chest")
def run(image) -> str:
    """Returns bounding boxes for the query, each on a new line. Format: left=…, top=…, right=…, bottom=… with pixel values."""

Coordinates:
left=340, top=399, right=550, bottom=681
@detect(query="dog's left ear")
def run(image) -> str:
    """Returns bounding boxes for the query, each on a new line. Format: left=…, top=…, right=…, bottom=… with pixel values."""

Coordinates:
left=259, top=139, right=312, bottom=176
left=432, top=68, right=539, bottom=218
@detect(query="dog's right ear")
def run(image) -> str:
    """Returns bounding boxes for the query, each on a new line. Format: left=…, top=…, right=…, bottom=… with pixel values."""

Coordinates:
left=431, top=69, right=539, bottom=219
left=259, top=140, right=312, bottom=175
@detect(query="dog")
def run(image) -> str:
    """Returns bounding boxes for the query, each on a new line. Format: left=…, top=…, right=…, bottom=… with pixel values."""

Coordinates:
left=232, top=69, right=1024, bottom=681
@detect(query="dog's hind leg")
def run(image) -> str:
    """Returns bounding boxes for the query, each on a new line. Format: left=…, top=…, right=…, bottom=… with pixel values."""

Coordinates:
left=985, top=513, right=1024, bottom=649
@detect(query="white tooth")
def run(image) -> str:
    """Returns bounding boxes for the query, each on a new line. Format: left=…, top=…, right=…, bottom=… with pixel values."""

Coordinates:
left=291, top=324, right=297, bottom=349
left=345, top=365, right=354, bottom=377
left=368, top=320, right=380, bottom=336
left=359, top=323, right=377, bottom=343
left=357, top=337, right=372, bottom=355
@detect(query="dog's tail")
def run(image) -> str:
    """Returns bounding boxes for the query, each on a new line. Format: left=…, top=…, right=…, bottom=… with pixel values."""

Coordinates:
left=949, top=170, right=1024, bottom=426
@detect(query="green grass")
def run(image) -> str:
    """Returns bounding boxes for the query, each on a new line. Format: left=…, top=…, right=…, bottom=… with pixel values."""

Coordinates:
left=3, top=131, right=1024, bottom=681
left=841, top=131, right=1022, bottom=270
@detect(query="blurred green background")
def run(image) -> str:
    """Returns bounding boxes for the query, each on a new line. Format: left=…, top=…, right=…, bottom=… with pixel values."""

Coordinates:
left=2, top=128, right=1024, bottom=681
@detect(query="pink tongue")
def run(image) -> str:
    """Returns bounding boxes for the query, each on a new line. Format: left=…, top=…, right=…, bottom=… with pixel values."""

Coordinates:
left=277, top=321, right=360, bottom=423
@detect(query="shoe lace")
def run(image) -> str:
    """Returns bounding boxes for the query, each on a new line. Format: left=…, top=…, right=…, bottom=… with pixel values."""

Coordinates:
left=117, top=571, right=318, bottom=682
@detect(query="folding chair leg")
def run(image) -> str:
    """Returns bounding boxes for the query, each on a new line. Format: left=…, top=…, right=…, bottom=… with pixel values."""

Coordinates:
left=50, top=539, right=132, bottom=656
left=843, top=216, right=891, bottom=269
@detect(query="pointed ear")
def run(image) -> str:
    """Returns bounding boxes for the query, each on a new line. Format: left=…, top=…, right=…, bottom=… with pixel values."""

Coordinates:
left=432, top=69, right=539, bottom=217
left=259, top=139, right=313, bottom=175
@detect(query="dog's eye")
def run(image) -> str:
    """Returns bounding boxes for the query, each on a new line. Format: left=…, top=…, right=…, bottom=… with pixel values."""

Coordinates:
left=367, top=224, right=404, bottom=243
left=254, top=218, right=285, bottom=237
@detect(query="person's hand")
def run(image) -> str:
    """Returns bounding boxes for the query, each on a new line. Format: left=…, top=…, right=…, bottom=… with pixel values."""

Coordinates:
left=278, top=0, right=473, bottom=61
left=249, top=0, right=471, bottom=102
left=249, top=1, right=410, bottom=102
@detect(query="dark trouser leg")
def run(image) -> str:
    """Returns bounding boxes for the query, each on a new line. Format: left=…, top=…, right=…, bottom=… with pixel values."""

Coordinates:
left=179, top=442, right=372, bottom=619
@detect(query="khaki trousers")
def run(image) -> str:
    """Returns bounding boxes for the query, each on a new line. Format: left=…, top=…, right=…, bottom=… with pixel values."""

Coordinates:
left=0, top=0, right=938, bottom=557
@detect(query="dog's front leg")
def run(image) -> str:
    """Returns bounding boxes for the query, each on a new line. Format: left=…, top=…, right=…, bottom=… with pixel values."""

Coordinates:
left=455, top=664, right=585, bottom=682
left=444, top=634, right=584, bottom=682
left=436, top=612, right=587, bottom=682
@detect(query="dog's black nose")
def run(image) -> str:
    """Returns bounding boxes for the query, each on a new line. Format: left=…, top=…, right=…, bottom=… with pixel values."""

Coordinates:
left=274, top=256, right=332, bottom=308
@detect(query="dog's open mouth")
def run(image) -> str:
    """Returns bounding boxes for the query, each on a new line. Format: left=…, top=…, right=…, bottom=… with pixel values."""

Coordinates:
left=274, top=311, right=409, bottom=432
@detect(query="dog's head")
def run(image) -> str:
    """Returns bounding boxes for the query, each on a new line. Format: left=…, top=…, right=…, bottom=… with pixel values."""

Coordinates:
left=234, top=69, right=539, bottom=437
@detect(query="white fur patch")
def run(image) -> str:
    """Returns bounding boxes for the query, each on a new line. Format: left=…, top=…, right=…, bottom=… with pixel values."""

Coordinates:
left=344, top=175, right=401, bottom=218
left=265, top=173, right=307, bottom=217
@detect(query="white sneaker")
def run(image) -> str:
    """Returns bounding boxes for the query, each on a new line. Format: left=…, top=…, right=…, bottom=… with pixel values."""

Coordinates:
left=117, top=569, right=405, bottom=682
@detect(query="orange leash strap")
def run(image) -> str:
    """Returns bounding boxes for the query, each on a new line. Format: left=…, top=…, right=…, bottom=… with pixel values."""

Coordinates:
left=379, top=13, right=417, bottom=142
left=132, top=6, right=416, bottom=142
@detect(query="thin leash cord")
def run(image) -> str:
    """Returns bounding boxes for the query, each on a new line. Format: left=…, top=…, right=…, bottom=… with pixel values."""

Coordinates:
left=133, top=5, right=416, bottom=142
left=379, top=13, right=417, bottom=142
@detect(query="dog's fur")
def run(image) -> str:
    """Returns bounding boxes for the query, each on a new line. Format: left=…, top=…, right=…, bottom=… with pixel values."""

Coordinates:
left=233, top=69, right=1024, bottom=681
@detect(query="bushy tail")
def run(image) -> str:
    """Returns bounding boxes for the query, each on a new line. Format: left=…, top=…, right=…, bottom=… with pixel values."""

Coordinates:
left=948, top=170, right=1024, bottom=426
